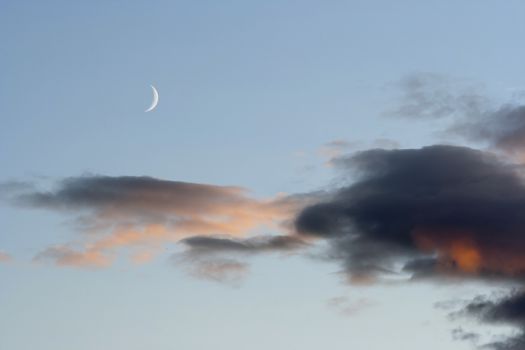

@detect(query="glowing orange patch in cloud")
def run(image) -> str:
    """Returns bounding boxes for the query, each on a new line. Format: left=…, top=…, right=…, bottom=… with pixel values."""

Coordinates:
left=412, top=227, right=525, bottom=276
left=413, top=228, right=482, bottom=274
left=449, top=239, right=481, bottom=273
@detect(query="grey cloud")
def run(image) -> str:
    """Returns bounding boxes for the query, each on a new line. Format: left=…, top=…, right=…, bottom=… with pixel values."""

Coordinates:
left=179, top=256, right=249, bottom=287
left=0, top=181, right=34, bottom=198
left=465, top=292, right=525, bottom=326
left=390, top=73, right=525, bottom=157
left=173, top=234, right=309, bottom=285
left=390, top=73, right=490, bottom=119
left=460, top=291, right=525, bottom=350
left=455, top=105, right=525, bottom=157
left=451, top=327, right=480, bottom=343
left=180, top=235, right=307, bottom=254
left=14, top=175, right=248, bottom=216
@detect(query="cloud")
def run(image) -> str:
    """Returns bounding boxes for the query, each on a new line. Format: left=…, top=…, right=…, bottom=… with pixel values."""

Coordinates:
left=173, top=234, right=308, bottom=284
left=297, top=142, right=525, bottom=346
left=180, top=235, right=307, bottom=254
left=455, top=105, right=525, bottom=159
left=179, top=257, right=249, bottom=287
left=319, top=139, right=400, bottom=167
left=389, top=73, right=525, bottom=159
left=389, top=72, right=490, bottom=119
left=34, top=246, right=110, bottom=268
left=2, top=73, right=523, bottom=346
left=5, top=175, right=310, bottom=267
left=319, top=140, right=359, bottom=161
left=465, top=292, right=525, bottom=325
left=0, top=181, right=34, bottom=197
left=451, top=327, right=480, bottom=343
left=460, top=291, right=525, bottom=349
left=296, top=145, right=525, bottom=280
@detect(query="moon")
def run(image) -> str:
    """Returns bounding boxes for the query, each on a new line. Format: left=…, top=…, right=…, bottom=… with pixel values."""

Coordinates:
left=145, top=85, right=159, bottom=112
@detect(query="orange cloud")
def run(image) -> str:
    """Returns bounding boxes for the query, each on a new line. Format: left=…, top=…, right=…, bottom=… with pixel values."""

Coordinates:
left=19, top=176, right=312, bottom=267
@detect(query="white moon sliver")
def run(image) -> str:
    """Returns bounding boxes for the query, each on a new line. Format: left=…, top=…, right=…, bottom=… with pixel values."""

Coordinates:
left=145, top=85, right=159, bottom=112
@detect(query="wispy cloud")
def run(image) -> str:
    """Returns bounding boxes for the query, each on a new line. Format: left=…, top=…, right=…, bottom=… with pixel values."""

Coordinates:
left=389, top=73, right=525, bottom=160
left=174, top=234, right=309, bottom=284
left=455, top=291, right=525, bottom=349
left=388, top=72, right=490, bottom=120
left=179, top=256, right=249, bottom=287
left=180, top=235, right=307, bottom=254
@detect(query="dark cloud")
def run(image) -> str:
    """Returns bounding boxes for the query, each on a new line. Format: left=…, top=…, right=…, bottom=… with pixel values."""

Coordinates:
left=295, top=145, right=525, bottom=279
left=14, top=175, right=251, bottom=216
left=33, top=245, right=109, bottom=268
left=461, top=291, right=525, bottom=350
left=295, top=143, right=525, bottom=346
left=465, top=292, right=525, bottom=325
left=402, top=257, right=439, bottom=278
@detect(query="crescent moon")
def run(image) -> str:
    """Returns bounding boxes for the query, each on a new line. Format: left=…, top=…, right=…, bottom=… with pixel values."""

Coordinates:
left=145, top=85, right=159, bottom=112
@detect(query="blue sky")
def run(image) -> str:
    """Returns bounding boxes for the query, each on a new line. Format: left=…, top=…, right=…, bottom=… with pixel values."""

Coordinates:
left=2, top=1, right=525, bottom=349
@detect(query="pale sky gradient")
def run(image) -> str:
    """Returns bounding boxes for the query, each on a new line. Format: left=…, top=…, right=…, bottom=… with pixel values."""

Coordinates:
left=1, top=1, right=525, bottom=349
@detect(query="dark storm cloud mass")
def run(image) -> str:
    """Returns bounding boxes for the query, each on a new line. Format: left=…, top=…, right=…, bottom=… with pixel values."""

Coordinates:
left=296, top=145, right=525, bottom=278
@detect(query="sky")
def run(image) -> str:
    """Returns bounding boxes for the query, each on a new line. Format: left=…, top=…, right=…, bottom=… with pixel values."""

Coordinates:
left=2, top=1, right=525, bottom=349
